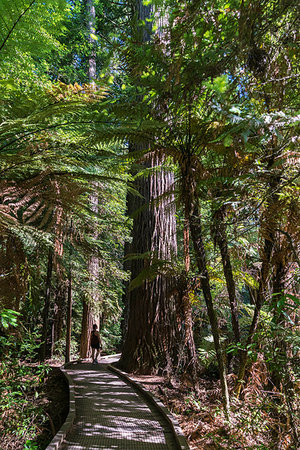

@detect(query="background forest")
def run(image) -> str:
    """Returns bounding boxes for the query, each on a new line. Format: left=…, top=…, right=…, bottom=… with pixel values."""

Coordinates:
left=0, top=0, right=299, bottom=449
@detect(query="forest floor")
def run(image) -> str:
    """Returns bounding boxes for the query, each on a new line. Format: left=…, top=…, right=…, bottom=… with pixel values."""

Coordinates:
left=130, top=366, right=298, bottom=450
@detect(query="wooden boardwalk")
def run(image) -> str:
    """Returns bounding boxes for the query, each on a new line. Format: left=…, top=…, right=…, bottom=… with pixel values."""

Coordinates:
left=47, top=356, right=189, bottom=449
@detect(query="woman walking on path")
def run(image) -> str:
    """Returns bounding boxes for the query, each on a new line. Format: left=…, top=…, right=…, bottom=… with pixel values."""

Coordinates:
left=90, top=324, right=101, bottom=363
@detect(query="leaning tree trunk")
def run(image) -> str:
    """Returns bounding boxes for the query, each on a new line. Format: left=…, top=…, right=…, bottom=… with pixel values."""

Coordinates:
left=189, top=202, right=230, bottom=416
left=180, top=166, right=230, bottom=416
left=235, top=157, right=280, bottom=397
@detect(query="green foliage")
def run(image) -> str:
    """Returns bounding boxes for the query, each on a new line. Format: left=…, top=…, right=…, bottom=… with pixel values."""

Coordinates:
left=0, top=309, right=21, bottom=329
left=0, top=326, right=50, bottom=443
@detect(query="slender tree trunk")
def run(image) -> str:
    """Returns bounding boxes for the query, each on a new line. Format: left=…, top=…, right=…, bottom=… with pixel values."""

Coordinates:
left=80, top=300, right=94, bottom=358
left=86, top=0, right=96, bottom=81
left=80, top=0, right=99, bottom=358
left=65, top=271, right=72, bottom=363
left=188, top=199, right=230, bottom=416
left=51, top=182, right=65, bottom=356
left=212, top=206, right=241, bottom=344
left=51, top=270, right=66, bottom=356
left=65, top=236, right=72, bottom=363
left=183, top=217, right=190, bottom=273
left=235, top=160, right=280, bottom=396
left=40, top=248, right=53, bottom=361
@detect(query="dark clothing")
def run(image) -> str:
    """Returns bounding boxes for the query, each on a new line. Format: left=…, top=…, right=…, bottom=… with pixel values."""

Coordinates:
left=91, top=330, right=100, bottom=349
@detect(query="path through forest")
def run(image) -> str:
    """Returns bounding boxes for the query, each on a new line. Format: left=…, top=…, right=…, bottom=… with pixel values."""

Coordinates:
left=50, top=356, right=186, bottom=449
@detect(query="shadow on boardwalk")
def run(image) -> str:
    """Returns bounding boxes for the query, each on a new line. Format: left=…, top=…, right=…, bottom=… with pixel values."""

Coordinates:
left=59, top=356, right=181, bottom=449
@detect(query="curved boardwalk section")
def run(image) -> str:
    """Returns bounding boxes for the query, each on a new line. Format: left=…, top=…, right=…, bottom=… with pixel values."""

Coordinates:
left=54, top=356, right=187, bottom=449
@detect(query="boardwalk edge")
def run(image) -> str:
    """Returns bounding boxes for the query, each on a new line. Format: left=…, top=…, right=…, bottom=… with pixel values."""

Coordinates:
left=108, top=364, right=190, bottom=450
left=45, top=362, right=76, bottom=450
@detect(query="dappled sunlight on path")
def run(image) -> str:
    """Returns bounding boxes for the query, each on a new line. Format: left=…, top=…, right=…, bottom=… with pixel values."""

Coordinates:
left=60, top=356, right=179, bottom=449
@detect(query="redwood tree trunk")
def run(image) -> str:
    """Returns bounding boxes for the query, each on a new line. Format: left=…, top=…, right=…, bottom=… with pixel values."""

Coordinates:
left=119, top=1, right=181, bottom=374
left=79, top=0, right=99, bottom=358
left=80, top=300, right=95, bottom=358
left=119, top=152, right=178, bottom=374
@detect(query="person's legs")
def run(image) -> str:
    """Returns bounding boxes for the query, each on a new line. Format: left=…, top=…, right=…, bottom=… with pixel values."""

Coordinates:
left=95, top=348, right=100, bottom=362
left=91, top=347, right=95, bottom=362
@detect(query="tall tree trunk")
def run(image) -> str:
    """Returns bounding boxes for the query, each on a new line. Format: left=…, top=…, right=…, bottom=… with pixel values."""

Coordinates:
left=40, top=248, right=53, bottom=361
left=51, top=189, right=65, bottom=356
left=120, top=0, right=199, bottom=376
left=119, top=1, right=181, bottom=374
left=80, top=0, right=99, bottom=358
left=65, top=232, right=72, bottom=363
left=65, top=271, right=72, bottom=363
left=119, top=152, right=178, bottom=374
left=86, top=0, right=96, bottom=81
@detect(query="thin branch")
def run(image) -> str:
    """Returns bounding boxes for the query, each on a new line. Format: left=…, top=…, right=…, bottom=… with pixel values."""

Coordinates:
left=0, top=0, right=36, bottom=52
left=249, top=74, right=300, bottom=86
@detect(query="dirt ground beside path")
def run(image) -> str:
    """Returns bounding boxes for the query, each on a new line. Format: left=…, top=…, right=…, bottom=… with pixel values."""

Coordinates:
left=130, top=372, right=296, bottom=450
